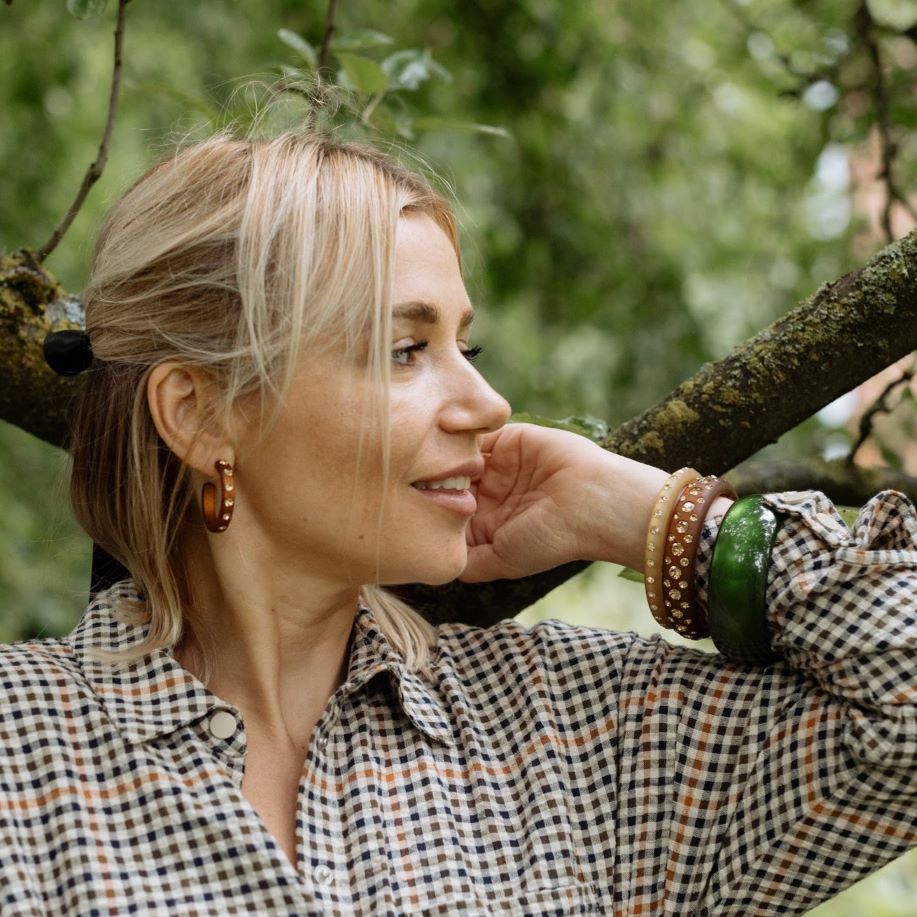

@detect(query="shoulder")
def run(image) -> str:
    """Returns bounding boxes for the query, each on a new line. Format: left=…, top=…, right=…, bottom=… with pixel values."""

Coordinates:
left=0, top=637, right=91, bottom=731
left=433, top=615, right=651, bottom=694
left=0, top=635, right=80, bottom=684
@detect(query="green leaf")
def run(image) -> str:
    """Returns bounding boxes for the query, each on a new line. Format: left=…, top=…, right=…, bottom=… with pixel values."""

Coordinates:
left=618, top=567, right=645, bottom=583
left=411, top=116, right=511, bottom=139
left=66, top=0, right=108, bottom=18
left=509, top=412, right=608, bottom=442
left=277, top=28, right=317, bottom=69
left=836, top=506, right=860, bottom=530
left=331, top=30, right=393, bottom=52
left=336, top=53, right=388, bottom=94
left=381, top=48, right=450, bottom=91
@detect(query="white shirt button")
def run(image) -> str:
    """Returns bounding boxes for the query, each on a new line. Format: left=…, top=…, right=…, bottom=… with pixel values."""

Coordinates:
left=208, top=710, right=237, bottom=740
left=317, top=734, right=329, bottom=749
left=313, top=864, right=333, bottom=886
left=815, top=511, right=848, bottom=536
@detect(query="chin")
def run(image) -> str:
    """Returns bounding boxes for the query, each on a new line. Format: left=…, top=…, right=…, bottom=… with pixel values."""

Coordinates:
left=384, top=544, right=468, bottom=587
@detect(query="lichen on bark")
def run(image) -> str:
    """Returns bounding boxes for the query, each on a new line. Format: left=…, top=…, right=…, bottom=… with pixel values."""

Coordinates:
left=0, top=249, right=85, bottom=447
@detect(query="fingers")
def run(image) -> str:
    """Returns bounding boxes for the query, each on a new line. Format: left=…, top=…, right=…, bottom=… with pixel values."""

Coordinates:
left=477, top=429, right=504, bottom=454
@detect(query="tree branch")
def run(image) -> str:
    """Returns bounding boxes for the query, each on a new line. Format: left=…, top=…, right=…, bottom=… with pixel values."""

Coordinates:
left=0, top=250, right=85, bottom=445
left=600, top=231, right=917, bottom=473
left=725, top=458, right=917, bottom=507
left=34, top=0, right=130, bottom=262
left=856, top=1, right=917, bottom=242
left=4, top=227, right=917, bottom=622
left=317, top=0, right=338, bottom=74
left=846, top=356, right=915, bottom=465
left=307, top=0, right=339, bottom=128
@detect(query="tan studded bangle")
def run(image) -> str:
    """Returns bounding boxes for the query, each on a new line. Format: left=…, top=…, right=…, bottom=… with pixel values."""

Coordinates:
left=644, top=467, right=701, bottom=628
left=663, top=475, right=738, bottom=639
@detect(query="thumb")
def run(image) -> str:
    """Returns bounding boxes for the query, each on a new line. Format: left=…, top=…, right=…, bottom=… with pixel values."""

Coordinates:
left=478, top=429, right=503, bottom=455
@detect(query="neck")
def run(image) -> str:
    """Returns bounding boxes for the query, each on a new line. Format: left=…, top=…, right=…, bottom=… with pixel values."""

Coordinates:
left=174, top=528, right=361, bottom=751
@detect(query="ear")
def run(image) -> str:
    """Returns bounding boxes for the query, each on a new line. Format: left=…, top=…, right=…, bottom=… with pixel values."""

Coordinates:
left=146, top=362, right=234, bottom=474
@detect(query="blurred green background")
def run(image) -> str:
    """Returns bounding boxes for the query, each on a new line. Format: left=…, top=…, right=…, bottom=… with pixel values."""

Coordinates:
left=1, top=1, right=916, bottom=912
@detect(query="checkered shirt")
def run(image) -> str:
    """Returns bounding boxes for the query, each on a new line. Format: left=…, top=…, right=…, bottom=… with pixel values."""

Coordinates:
left=1, top=489, right=915, bottom=915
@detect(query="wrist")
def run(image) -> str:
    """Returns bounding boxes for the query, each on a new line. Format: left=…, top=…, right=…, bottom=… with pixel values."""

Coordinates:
left=586, top=450, right=670, bottom=572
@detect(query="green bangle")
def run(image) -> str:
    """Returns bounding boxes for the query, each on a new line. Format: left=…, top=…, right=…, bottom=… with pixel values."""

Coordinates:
left=708, top=495, right=784, bottom=665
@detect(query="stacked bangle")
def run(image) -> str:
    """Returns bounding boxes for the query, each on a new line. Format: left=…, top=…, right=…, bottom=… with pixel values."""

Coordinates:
left=708, top=495, right=784, bottom=665
left=644, top=471, right=783, bottom=659
left=662, top=475, right=738, bottom=639
left=644, top=468, right=701, bottom=628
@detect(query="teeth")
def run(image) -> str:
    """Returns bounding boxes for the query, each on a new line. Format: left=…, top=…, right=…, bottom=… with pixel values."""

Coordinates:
left=414, top=475, right=471, bottom=491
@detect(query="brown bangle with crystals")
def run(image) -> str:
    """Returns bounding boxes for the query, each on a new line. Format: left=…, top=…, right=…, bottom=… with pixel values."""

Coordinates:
left=644, top=467, right=701, bottom=628
left=663, top=475, right=738, bottom=639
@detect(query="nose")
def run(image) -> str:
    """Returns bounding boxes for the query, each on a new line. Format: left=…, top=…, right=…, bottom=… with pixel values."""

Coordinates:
left=440, top=357, right=511, bottom=435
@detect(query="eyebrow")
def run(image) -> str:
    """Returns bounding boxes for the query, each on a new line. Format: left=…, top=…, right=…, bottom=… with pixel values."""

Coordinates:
left=392, top=299, right=475, bottom=331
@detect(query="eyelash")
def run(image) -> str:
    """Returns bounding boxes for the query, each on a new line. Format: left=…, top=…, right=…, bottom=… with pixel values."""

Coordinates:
left=392, top=341, right=484, bottom=367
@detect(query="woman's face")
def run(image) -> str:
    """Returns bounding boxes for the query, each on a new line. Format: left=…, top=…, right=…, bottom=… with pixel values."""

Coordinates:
left=232, top=213, right=511, bottom=587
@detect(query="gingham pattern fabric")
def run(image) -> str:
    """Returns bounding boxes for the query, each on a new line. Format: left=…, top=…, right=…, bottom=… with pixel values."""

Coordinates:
left=1, top=489, right=915, bottom=916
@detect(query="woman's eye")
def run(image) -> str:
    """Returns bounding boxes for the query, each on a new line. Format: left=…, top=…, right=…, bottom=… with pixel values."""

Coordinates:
left=391, top=341, right=483, bottom=367
left=392, top=341, right=428, bottom=366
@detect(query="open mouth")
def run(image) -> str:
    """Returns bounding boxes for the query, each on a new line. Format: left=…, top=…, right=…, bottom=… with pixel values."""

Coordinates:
left=410, top=476, right=476, bottom=516
left=411, top=475, right=472, bottom=491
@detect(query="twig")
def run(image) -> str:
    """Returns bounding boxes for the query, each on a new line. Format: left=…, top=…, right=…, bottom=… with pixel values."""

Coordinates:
left=361, top=91, right=384, bottom=125
left=34, top=0, right=130, bottom=262
left=856, top=1, right=915, bottom=243
left=317, top=0, right=338, bottom=75
left=720, top=0, right=838, bottom=87
left=845, top=356, right=916, bottom=466
left=308, top=0, right=339, bottom=127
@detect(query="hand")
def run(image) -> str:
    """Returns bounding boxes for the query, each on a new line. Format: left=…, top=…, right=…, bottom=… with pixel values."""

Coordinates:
left=460, top=423, right=670, bottom=583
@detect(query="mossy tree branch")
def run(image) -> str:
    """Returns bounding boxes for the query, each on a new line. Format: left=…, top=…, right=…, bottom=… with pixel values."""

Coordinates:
left=0, top=250, right=85, bottom=446
left=1, top=230, right=917, bottom=624
left=600, top=229, right=917, bottom=473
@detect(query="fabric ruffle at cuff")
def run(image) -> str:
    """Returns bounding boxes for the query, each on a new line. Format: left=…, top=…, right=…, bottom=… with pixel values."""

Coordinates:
left=694, top=488, right=917, bottom=655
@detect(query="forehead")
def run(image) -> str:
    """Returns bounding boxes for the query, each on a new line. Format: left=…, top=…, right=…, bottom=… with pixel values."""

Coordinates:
left=392, top=214, right=467, bottom=309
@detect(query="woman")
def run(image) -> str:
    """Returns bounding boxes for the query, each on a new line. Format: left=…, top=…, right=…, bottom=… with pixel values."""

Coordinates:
left=3, top=131, right=915, bottom=915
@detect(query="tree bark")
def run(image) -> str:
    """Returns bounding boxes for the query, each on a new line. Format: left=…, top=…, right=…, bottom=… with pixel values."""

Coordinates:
left=601, top=228, right=917, bottom=472
left=2, top=229, right=917, bottom=626
left=0, top=249, right=85, bottom=447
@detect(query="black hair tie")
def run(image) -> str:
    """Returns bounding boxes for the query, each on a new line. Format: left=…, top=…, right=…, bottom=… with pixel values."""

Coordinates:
left=43, top=329, right=94, bottom=377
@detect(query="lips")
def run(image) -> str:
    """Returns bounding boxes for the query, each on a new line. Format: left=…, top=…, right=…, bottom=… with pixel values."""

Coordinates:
left=410, top=460, right=483, bottom=517
left=410, top=460, right=484, bottom=491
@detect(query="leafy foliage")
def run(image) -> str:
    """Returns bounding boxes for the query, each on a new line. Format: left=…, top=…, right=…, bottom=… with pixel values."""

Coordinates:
left=1, top=2, right=915, bottom=906
left=66, top=0, right=108, bottom=20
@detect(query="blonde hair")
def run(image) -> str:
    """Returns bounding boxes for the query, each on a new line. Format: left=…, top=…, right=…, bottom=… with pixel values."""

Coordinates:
left=69, top=131, right=457, bottom=679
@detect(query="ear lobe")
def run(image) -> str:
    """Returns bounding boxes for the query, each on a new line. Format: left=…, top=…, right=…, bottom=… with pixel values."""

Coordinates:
left=146, top=362, right=228, bottom=473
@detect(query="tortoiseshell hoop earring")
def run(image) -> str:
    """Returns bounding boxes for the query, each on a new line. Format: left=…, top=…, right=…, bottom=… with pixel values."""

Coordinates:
left=201, top=459, right=235, bottom=533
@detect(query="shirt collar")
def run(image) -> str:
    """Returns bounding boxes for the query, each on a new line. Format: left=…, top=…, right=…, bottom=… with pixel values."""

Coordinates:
left=345, top=604, right=453, bottom=745
left=69, top=580, right=453, bottom=746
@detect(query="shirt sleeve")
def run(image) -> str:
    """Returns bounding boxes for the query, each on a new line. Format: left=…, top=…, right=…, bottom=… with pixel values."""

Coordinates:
left=612, top=489, right=917, bottom=915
